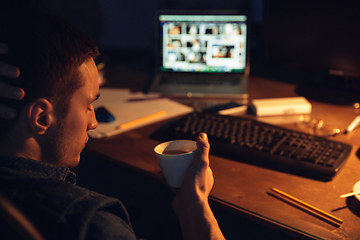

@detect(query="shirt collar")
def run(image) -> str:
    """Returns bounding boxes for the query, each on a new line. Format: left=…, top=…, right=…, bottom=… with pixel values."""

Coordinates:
left=0, top=155, right=77, bottom=184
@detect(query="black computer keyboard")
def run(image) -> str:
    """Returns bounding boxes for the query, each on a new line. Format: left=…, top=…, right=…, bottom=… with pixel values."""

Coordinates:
left=157, top=111, right=352, bottom=180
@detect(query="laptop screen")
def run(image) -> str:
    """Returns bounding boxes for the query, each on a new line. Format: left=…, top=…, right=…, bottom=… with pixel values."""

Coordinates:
left=159, top=14, right=248, bottom=73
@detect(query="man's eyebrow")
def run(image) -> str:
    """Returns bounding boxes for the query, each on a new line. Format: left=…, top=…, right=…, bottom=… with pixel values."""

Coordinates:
left=93, top=93, right=100, bottom=101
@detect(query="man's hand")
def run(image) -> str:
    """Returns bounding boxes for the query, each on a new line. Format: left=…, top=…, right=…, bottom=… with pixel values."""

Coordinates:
left=172, top=132, right=213, bottom=212
left=0, top=43, right=20, bottom=78
left=171, top=133, right=225, bottom=240
left=0, top=42, right=24, bottom=119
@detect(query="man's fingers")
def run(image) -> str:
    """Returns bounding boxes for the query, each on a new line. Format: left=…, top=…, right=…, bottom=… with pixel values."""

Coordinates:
left=195, top=133, right=210, bottom=166
left=0, top=43, right=20, bottom=78
left=0, top=42, right=9, bottom=54
left=0, top=103, right=17, bottom=119
left=197, top=133, right=210, bottom=154
left=197, top=132, right=210, bottom=147
left=0, top=43, right=22, bottom=119
left=0, top=61, right=20, bottom=79
left=0, top=81, right=25, bottom=100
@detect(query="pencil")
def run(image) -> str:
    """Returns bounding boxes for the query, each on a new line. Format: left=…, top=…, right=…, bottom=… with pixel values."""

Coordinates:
left=116, top=110, right=166, bottom=130
left=271, top=188, right=343, bottom=224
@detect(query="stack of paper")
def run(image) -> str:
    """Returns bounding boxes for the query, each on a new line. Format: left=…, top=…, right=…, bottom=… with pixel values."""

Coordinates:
left=88, top=88, right=193, bottom=139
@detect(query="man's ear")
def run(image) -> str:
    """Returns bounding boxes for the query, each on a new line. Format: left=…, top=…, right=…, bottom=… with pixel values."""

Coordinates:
left=28, top=98, right=54, bottom=135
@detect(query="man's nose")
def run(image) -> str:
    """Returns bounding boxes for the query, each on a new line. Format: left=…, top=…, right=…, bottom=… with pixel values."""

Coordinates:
left=88, top=112, right=98, bottom=131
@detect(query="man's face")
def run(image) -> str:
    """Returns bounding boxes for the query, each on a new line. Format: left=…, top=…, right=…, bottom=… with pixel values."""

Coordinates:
left=47, top=58, right=99, bottom=168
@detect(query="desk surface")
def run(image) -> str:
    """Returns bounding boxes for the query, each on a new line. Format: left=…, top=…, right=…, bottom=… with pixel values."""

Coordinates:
left=87, top=71, right=360, bottom=239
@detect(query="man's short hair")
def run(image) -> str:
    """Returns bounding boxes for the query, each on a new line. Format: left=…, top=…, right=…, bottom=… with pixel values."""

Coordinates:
left=0, top=10, right=100, bottom=136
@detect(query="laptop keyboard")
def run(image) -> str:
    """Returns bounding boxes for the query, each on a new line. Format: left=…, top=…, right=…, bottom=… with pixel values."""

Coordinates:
left=159, top=111, right=352, bottom=180
left=159, top=74, right=240, bottom=85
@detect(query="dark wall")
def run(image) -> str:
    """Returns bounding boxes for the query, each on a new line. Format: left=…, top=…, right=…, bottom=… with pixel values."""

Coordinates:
left=2, top=0, right=263, bottom=54
left=98, top=0, right=258, bottom=52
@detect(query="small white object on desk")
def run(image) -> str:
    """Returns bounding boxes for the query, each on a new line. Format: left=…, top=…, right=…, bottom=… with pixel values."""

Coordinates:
left=344, top=115, right=360, bottom=134
left=251, top=96, right=312, bottom=117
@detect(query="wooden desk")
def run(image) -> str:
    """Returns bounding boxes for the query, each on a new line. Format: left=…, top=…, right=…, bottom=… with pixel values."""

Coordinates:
left=87, top=73, right=360, bottom=239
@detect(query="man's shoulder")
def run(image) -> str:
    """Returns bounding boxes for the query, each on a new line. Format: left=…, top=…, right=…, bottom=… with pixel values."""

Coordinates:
left=1, top=171, right=136, bottom=239
left=3, top=174, right=122, bottom=212
left=0, top=155, right=121, bottom=212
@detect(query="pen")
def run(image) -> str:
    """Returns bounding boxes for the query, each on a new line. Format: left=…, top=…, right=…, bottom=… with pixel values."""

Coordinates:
left=116, top=110, right=166, bottom=130
left=345, top=115, right=360, bottom=134
left=340, top=190, right=360, bottom=198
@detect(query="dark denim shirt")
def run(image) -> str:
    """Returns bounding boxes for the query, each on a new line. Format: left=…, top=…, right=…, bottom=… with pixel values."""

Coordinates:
left=0, top=156, right=138, bottom=240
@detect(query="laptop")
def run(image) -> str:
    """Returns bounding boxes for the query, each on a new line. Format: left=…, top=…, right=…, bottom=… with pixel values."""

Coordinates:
left=147, top=10, right=250, bottom=100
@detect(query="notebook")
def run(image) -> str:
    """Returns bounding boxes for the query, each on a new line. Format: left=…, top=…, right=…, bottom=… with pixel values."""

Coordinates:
left=147, top=10, right=250, bottom=100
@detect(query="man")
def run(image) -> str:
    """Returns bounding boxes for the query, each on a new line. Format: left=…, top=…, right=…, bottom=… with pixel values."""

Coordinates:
left=0, top=11, right=225, bottom=240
